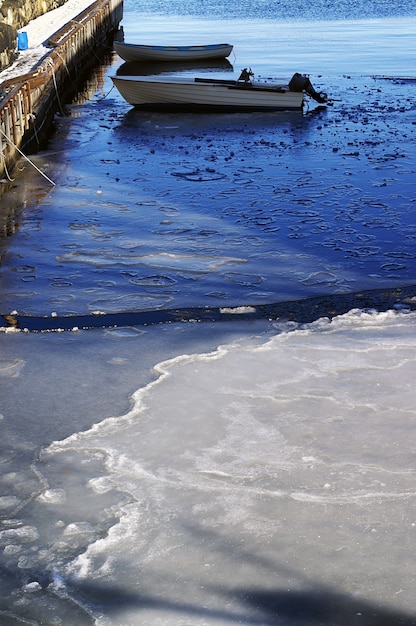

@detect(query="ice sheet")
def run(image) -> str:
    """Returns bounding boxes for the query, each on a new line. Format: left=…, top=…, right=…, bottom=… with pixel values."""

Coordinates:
left=22, top=309, right=413, bottom=625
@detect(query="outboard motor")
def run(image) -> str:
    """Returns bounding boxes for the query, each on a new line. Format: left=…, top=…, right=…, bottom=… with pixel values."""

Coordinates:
left=238, top=67, right=254, bottom=83
left=289, top=72, right=328, bottom=104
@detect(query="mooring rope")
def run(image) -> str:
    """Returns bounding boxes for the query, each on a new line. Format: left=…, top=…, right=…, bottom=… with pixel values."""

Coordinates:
left=0, top=126, right=56, bottom=186
left=95, top=83, right=115, bottom=101
left=0, top=152, right=15, bottom=182
left=50, top=50, right=71, bottom=79
left=46, top=58, right=66, bottom=116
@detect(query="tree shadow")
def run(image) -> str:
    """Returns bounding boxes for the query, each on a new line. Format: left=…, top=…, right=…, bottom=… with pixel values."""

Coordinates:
left=66, top=579, right=416, bottom=625
left=232, top=587, right=416, bottom=625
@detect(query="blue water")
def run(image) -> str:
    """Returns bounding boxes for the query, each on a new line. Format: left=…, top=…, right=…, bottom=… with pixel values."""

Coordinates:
left=1, top=8, right=416, bottom=320
left=0, top=1, right=416, bottom=624
left=127, top=0, right=416, bottom=21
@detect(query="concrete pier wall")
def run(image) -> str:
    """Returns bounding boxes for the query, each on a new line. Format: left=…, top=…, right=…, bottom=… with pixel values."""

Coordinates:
left=0, top=0, right=123, bottom=192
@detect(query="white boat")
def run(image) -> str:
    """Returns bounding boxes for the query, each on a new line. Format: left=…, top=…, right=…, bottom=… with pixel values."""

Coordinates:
left=114, top=41, right=234, bottom=63
left=111, top=70, right=328, bottom=111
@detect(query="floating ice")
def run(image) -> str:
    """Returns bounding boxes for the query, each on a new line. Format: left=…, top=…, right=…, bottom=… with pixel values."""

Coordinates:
left=0, top=526, right=39, bottom=545
left=0, top=496, right=18, bottom=510
left=37, top=489, right=67, bottom=504
left=0, top=357, right=25, bottom=377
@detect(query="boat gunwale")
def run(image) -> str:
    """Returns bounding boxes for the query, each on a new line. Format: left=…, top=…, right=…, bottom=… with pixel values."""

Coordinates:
left=112, top=75, right=290, bottom=93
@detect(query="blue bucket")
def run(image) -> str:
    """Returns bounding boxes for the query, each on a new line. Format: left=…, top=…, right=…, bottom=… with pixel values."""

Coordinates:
left=17, top=32, right=29, bottom=51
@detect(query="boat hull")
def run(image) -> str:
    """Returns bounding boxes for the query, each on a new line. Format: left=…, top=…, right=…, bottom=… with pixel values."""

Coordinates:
left=114, top=42, right=233, bottom=62
left=111, top=76, right=305, bottom=111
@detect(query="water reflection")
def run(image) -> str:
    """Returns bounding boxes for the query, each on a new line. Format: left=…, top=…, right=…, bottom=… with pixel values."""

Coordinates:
left=116, top=59, right=234, bottom=77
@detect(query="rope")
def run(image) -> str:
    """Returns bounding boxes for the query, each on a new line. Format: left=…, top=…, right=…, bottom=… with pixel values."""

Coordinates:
left=0, top=154, right=15, bottom=182
left=95, top=83, right=115, bottom=101
left=46, top=58, right=65, bottom=116
left=51, top=50, right=71, bottom=78
left=0, top=126, right=56, bottom=186
left=28, top=113, right=40, bottom=146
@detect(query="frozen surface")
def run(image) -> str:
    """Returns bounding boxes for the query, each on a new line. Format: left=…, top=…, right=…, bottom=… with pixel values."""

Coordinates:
left=0, top=0, right=416, bottom=624
left=1, top=310, right=416, bottom=625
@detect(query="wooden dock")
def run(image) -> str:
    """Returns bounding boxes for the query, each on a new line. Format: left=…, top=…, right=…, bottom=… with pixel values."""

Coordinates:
left=0, top=0, right=123, bottom=191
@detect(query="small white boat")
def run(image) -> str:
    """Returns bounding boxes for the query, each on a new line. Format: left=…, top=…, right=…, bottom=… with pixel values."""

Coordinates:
left=114, top=41, right=234, bottom=63
left=111, top=70, right=328, bottom=111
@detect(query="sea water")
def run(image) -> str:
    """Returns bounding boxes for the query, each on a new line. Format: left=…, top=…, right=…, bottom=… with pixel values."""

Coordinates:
left=0, top=0, right=416, bottom=623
